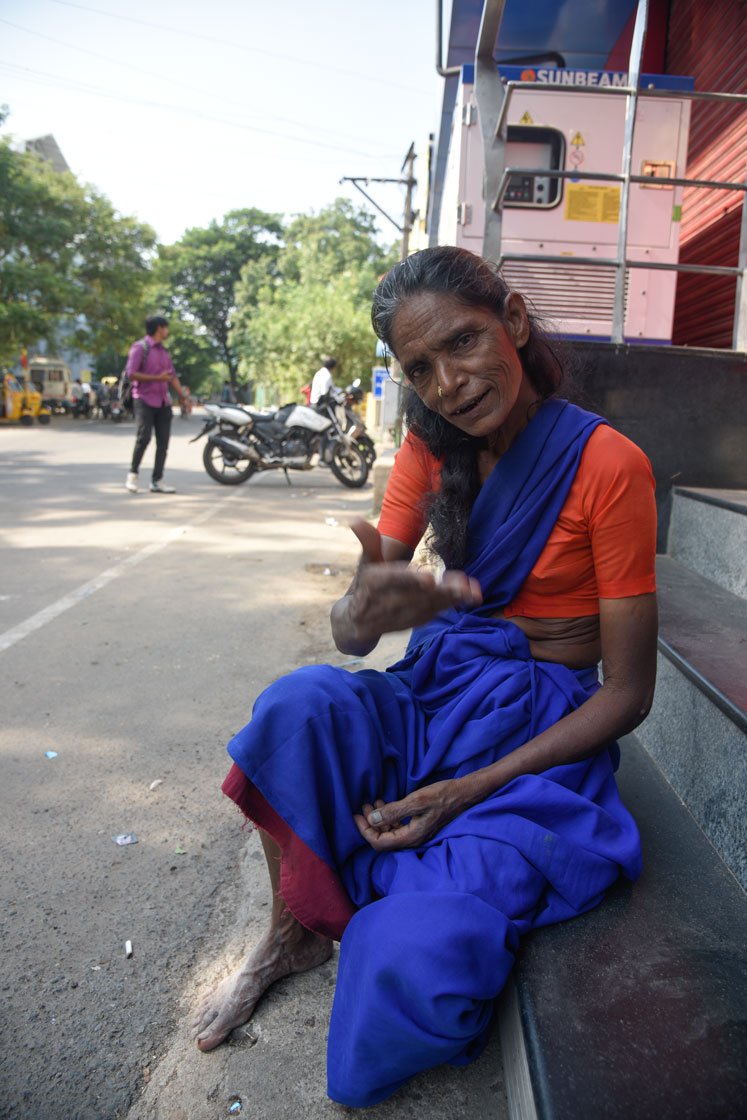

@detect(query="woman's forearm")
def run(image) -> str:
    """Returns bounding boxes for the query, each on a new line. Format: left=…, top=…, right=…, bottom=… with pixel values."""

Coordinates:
left=456, top=679, right=654, bottom=809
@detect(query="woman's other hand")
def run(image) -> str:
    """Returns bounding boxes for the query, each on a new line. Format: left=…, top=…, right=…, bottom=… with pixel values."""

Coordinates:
left=331, top=519, right=482, bottom=656
left=354, top=781, right=469, bottom=850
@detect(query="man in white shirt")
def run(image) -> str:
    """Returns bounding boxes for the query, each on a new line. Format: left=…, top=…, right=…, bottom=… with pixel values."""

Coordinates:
left=309, top=357, right=337, bottom=405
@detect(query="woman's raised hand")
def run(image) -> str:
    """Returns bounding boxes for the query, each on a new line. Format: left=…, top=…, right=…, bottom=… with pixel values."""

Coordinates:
left=335, top=519, right=482, bottom=652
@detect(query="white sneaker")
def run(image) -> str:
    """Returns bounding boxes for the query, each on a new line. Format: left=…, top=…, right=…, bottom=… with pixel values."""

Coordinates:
left=125, top=472, right=139, bottom=493
left=150, top=480, right=176, bottom=493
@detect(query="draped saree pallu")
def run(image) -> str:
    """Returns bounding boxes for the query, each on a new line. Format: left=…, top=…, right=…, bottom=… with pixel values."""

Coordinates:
left=223, top=400, right=643, bottom=1107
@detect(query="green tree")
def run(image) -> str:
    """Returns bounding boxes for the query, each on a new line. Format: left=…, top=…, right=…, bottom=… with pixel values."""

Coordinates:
left=71, top=192, right=156, bottom=356
left=280, top=198, right=391, bottom=290
left=160, top=318, right=221, bottom=395
left=232, top=199, right=395, bottom=400
left=0, top=133, right=155, bottom=365
left=155, top=208, right=283, bottom=386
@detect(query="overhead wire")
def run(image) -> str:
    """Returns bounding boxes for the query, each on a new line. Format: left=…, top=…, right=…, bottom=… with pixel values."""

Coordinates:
left=0, top=15, right=402, bottom=156
left=44, top=0, right=433, bottom=98
left=0, top=59, right=403, bottom=163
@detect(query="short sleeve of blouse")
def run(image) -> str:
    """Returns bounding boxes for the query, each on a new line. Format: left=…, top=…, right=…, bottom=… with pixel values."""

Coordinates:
left=377, top=432, right=441, bottom=550
left=582, top=426, right=657, bottom=598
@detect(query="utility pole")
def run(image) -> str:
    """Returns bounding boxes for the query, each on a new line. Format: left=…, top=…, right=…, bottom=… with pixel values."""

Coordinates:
left=340, top=144, right=418, bottom=448
left=399, top=143, right=417, bottom=261
left=340, top=141, right=418, bottom=261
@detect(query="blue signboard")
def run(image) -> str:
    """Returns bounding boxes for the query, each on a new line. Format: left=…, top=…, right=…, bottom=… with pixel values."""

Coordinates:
left=372, top=367, right=388, bottom=399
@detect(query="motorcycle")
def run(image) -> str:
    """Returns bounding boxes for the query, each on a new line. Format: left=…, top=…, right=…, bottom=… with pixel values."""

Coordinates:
left=318, top=383, right=376, bottom=471
left=341, top=379, right=376, bottom=468
left=69, top=392, right=92, bottom=419
left=191, top=389, right=369, bottom=488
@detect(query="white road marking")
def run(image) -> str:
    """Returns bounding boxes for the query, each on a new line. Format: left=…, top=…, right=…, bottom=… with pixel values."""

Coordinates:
left=0, top=493, right=238, bottom=654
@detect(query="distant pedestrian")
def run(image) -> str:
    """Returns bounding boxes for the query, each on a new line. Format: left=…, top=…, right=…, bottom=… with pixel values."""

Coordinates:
left=221, top=381, right=236, bottom=403
left=309, top=357, right=337, bottom=405
left=124, top=315, right=187, bottom=494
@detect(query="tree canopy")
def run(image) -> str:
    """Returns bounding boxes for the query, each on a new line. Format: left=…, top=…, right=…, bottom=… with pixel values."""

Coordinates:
left=0, top=122, right=395, bottom=401
left=231, top=199, right=396, bottom=401
left=0, top=135, right=155, bottom=366
left=154, top=208, right=283, bottom=385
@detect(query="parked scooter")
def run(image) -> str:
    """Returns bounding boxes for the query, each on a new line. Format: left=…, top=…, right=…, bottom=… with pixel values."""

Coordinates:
left=191, top=389, right=369, bottom=488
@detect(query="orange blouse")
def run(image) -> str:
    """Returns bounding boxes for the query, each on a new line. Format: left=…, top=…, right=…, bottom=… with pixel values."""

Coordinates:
left=377, top=424, right=657, bottom=618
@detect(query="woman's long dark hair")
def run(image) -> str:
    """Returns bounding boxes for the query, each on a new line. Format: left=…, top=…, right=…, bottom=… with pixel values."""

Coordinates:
left=371, top=246, right=568, bottom=569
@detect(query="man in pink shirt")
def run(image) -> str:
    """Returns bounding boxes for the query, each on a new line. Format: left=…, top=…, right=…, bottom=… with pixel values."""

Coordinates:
left=124, top=315, right=187, bottom=493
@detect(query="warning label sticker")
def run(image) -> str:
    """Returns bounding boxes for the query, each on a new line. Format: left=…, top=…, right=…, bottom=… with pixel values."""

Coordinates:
left=518, top=110, right=534, bottom=125
left=570, top=131, right=585, bottom=147
left=565, top=184, right=621, bottom=223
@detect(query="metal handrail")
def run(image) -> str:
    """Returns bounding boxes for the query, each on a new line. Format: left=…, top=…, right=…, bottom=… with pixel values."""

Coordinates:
left=494, top=167, right=747, bottom=210
left=497, top=252, right=742, bottom=279
left=495, top=81, right=747, bottom=140
left=475, top=0, right=509, bottom=261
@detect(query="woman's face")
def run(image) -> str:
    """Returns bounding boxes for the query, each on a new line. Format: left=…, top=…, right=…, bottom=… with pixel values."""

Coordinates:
left=389, top=290, right=536, bottom=444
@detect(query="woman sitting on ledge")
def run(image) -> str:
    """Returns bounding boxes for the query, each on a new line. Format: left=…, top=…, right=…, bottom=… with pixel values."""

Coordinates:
left=193, top=246, right=658, bottom=1108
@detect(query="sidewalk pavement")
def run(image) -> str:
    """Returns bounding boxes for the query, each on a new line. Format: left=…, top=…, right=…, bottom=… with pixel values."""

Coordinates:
left=127, top=630, right=508, bottom=1120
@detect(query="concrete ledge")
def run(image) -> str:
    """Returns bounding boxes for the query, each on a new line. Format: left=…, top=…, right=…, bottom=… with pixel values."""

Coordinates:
left=637, top=655, right=747, bottom=889
left=500, top=735, right=747, bottom=1119
left=669, top=488, right=747, bottom=599
left=655, top=555, right=747, bottom=723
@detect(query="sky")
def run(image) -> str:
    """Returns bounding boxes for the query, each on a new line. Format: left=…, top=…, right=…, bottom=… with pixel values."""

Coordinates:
left=0, top=0, right=446, bottom=245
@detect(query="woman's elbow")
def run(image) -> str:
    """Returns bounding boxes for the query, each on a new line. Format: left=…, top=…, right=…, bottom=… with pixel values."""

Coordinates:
left=614, top=678, right=656, bottom=733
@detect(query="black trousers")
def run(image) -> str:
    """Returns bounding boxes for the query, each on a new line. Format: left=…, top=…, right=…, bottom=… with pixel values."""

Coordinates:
left=130, top=400, right=172, bottom=482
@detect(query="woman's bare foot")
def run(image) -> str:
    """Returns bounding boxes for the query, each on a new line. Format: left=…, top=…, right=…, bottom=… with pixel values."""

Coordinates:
left=193, top=919, right=333, bottom=1052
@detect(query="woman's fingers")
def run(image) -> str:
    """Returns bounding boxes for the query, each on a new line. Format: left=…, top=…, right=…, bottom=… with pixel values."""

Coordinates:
left=350, top=519, right=384, bottom=564
left=441, top=570, right=483, bottom=607
left=354, top=812, right=427, bottom=850
left=352, top=565, right=482, bottom=638
left=362, top=800, right=398, bottom=832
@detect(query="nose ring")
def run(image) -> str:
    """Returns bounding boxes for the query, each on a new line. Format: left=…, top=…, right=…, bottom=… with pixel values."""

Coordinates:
left=437, top=385, right=444, bottom=398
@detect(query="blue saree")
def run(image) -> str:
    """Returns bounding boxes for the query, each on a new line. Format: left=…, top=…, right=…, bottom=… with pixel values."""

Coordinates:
left=226, top=400, right=642, bottom=1107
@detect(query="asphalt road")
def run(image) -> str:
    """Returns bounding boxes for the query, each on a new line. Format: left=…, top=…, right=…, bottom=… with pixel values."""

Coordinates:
left=0, top=413, right=507, bottom=1120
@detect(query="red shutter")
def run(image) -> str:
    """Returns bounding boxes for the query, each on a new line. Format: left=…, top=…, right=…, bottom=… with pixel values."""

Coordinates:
left=667, top=0, right=746, bottom=348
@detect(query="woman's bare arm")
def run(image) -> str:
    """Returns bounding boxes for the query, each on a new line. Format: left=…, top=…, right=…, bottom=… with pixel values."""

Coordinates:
left=355, top=593, right=658, bottom=849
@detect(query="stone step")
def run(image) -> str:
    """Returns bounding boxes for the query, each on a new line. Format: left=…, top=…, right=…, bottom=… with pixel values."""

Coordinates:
left=498, top=734, right=747, bottom=1120
left=635, top=555, right=747, bottom=888
left=668, top=486, right=747, bottom=599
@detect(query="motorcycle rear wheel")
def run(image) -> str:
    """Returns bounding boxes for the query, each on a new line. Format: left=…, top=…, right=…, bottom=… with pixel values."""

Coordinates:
left=329, top=443, right=369, bottom=488
left=203, top=441, right=257, bottom=485
left=356, top=435, right=376, bottom=467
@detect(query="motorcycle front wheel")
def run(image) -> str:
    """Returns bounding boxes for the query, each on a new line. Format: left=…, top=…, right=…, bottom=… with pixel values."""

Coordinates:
left=203, top=441, right=257, bottom=485
left=329, top=443, right=369, bottom=488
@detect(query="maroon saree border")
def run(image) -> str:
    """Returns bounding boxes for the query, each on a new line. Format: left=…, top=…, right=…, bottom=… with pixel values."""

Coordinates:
left=222, top=762, right=355, bottom=941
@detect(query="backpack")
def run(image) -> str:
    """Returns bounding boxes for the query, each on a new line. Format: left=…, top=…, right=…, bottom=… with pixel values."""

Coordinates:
left=118, top=339, right=150, bottom=409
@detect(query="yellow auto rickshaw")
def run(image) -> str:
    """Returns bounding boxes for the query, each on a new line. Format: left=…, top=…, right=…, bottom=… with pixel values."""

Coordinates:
left=0, top=372, right=52, bottom=424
